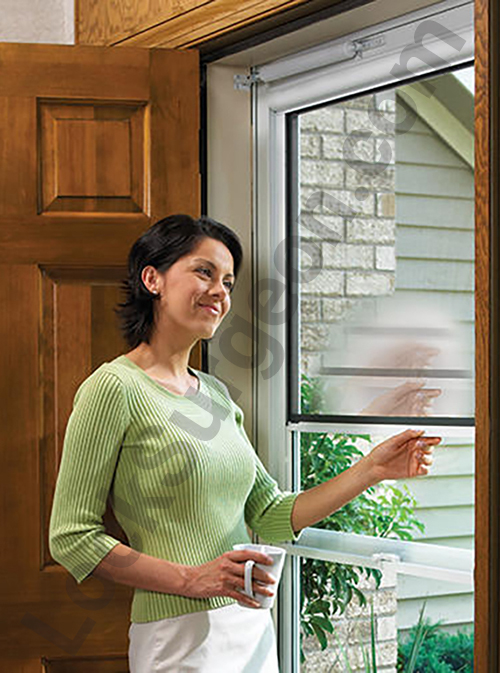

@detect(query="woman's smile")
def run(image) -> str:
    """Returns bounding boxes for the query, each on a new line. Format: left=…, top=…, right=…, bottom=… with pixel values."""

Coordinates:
left=198, top=303, right=220, bottom=316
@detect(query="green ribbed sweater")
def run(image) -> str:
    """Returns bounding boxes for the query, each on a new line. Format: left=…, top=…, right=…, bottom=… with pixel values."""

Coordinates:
left=49, top=354, right=301, bottom=623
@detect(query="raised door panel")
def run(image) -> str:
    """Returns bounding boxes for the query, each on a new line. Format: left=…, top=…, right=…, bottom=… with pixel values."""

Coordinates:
left=0, top=43, right=200, bottom=670
left=39, top=101, right=149, bottom=214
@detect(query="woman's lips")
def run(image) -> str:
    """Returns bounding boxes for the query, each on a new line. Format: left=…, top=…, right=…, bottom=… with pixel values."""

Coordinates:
left=199, top=304, right=219, bottom=316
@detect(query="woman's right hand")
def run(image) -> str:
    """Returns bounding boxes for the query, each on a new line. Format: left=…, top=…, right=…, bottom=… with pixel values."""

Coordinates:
left=182, top=550, right=277, bottom=609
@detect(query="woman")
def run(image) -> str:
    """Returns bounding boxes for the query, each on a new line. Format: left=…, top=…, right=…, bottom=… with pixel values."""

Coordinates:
left=49, top=214, right=440, bottom=672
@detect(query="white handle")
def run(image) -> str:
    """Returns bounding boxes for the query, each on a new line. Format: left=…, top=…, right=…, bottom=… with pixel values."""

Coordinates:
left=244, top=559, right=255, bottom=598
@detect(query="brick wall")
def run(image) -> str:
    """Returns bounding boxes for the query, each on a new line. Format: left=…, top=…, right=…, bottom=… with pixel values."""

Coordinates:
left=301, top=556, right=398, bottom=673
left=299, top=92, right=397, bottom=377
left=298, top=93, right=399, bottom=671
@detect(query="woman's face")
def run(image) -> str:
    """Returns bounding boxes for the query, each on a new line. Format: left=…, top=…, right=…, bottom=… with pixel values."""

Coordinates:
left=144, top=236, right=235, bottom=342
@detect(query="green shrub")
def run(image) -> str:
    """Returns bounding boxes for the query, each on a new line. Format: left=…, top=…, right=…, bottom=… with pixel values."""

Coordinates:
left=300, top=375, right=425, bottom=663
left=398, top=620, right=474, bottom=672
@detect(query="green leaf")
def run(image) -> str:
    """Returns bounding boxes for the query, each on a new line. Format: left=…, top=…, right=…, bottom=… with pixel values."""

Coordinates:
left=313, top=615, right=334, bottom=633
left=311, top=622, right=328, bottom=650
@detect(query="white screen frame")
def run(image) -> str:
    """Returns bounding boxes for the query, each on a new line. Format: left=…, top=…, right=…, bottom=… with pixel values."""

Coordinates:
left=252, top=1, right=474, bottom=669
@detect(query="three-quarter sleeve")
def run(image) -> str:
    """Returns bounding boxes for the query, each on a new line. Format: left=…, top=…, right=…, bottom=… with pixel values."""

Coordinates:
left=49, top=368, right=130, bottom=584
left=245, top=450, right=303, bottom=543
left=230, top=401, right=303, bottom=544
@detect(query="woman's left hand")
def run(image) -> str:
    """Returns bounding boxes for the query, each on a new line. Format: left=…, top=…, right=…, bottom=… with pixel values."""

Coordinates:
left=364, top=429, right=441, bottom=483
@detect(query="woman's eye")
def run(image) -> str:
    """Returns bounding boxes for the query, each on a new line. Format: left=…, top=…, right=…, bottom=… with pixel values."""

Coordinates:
left=196, top=267, right=233, bottom=292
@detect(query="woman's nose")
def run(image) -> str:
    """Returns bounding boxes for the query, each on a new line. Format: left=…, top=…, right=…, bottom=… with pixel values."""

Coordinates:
left=211, top=278, right=230, bottom=298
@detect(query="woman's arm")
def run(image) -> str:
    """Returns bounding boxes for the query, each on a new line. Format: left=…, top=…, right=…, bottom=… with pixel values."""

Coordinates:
left=290, top=429, right=439, bottom=534
left=91, top=542, right=278, bottom=609
left=290, top=457, right=377, bottom=534
left=90, top=542, right=191, bottom=594
left=49, top=369, right=133, bottom=584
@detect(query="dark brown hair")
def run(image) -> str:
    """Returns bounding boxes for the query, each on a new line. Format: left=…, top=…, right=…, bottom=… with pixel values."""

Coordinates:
left=115, top=214, right=243, bottom=348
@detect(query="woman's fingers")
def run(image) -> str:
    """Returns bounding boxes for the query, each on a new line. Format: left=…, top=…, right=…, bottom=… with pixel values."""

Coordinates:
left=233, top=574, right=274, bottom=597
left=416, top=436, right=441, bottom=447
left=387, top=427, right=425, bottom=445
left=407, top=386, right=442, bottom=415
left=414, top=446, right=435, bottom=463
left=228, top=587, right=261, bottom=608
left=229, top=560, right=275, bottom=586
left=412, top=437, right=439, bottom=476
left=230, top=550, right=272, bottom=566
left=392, top=380, right=426, bottom=402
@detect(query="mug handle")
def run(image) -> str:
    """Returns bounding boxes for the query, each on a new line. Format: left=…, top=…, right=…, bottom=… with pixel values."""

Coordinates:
left=244, top=559, right=255, bottom=598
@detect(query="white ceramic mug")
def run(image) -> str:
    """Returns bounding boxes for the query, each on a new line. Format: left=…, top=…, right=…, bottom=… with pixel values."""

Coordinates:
left=232, top=543, right=286, bottom=609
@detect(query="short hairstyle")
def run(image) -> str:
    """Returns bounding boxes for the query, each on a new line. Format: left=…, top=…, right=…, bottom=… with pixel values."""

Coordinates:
left=115, top=214, right=243, bottom=349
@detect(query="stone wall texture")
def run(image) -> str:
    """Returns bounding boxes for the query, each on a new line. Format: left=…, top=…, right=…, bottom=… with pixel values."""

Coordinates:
left=301, top=557, right=398, bottom=673
left=298, top=93, right=398, bottom=670
left=299, top=92, right=397, bottom=376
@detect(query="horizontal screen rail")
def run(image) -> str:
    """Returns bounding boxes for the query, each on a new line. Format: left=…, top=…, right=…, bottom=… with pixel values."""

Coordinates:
left=318, top=366, right=473, bottom=379
left=287, top=421, right=476, bottom=438
left=278, top=528, right=473, bottom=586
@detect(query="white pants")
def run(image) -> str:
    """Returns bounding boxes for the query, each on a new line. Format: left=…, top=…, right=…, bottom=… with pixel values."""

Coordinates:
left=128, top=603, right=280, bottom=672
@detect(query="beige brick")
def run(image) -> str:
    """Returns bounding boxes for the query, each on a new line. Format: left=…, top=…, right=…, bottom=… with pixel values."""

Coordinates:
left=346, top=619, right=371, bottom=644
left=300, top=133, right=321, bottom=158
left=300, top=185, right=322, bottom=207
left=377, top=615, right=397, bottom=642
left=347, top=643, right=368, bottom=669
left=347, top=218, right=395, bottom=244
left=323, top=189, right=375, bottom=216
left=301, top=159, right=344, bottom=186
left=300, top=239, right=321, bottom=267
left=345, top=109, right=396, bottom=136
left=323, top=134, right=376, bottom=163
left=300, top=297, right=321, bottom=321
left=377, top=640, right=398, bottom=666
left=299, top=213, right=344, bottom=241
left=376, top=245, right=396, bottom=270
left=345, top=165, right=395, bottom=191
left=342, top=133, right=376, bottom=163
left=301, top=107, right=344, bottom=133
left=322, top=298, right=354, bottom=322
left=358, top=572, right=381, bottom=591
left=377, top=193, right=395, bottom=217
left=323, top=242, right=373, bottom=269
left=322, top=134, right=343, bottom=160
left=346, top=595, right=370, bottom=619
left=300, top=352, right=322, bottom=376
left=346, top=271, right=394, bottom=296
left=301, top=323, right=330, bottom=351
left=373, top=590, right=397, bottom=615
left=303, top=268, right=344, bottom=295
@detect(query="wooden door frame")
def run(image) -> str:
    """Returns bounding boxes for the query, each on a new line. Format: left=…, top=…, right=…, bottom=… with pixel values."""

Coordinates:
left=475, top=0, right=500, bottom=670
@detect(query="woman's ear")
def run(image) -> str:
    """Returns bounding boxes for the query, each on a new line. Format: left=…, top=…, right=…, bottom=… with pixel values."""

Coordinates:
left=141, top=265, right=159, bottom=293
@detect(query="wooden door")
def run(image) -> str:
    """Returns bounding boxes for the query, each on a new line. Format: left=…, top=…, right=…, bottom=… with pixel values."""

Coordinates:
left=0, top=43, right=200, bottom=671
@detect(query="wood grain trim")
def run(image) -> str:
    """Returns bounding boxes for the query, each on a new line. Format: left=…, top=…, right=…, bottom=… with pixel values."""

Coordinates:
left=117, top=0, right=316, bottom=49
left=77, top=0, right=316, bottom=48
left=474, top=0, right=499, bottom=670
